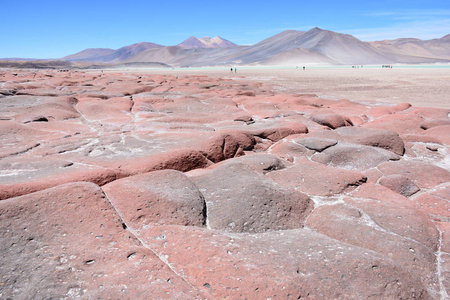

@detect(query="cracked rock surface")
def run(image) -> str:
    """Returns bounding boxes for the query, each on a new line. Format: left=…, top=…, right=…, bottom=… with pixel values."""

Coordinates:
left=1, top=70, right=449, bottom=299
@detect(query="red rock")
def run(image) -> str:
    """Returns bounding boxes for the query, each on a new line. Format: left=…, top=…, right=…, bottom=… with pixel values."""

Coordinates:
left=306, top=203, right=438, bottom=290
left=76, top=96, right=133, bottom=123
left=2, top=70, right=448, bottom=298
left=362, top=113, right=425, bottom=135
left=335, top=126, right=405, bottom=155
left=0, top=120, right=66, bottom=159
left=0, top=182, right=205, bottom=299
left=413, top=184, right=450, bottom=219
left=196, top=130, right=255, bottom=163
left=310, top=112, right=351, bottom=129
left=267, top=158, right=366, bottom=196
left=117, top=148, right=212, bottom=176
left=377, top=160, right=450, bottom=189
left=312, top=143, right=400, bottom=171
left=103, top=170, right=206, bottom=229
left=12, top=96, right=80, bottom=123
left=137, top=225, right=430, bottom=299
left=191, top=163, right=313, bottom=233
left=269, top=135, right=311, bottom=162
left=344, top=199, right=439, bottom=249
left=423, top=125, right=450, bottom=145
left=294, top=136, right=338, bottom=151
left=0, top=156, right=124, bottom=200
left=349, top=183, right=415, bottom=207
left=379, top=174, right=420, bottom=197
left=252, top=122, right=308, bottom=142
left=207, top=153, right=288, bottom=173
left=420, top=119, right=450, bottom=130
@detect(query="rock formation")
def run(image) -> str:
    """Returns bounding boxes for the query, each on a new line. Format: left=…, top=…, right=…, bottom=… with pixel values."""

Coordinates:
left=0, top=69, right=449, bottom=299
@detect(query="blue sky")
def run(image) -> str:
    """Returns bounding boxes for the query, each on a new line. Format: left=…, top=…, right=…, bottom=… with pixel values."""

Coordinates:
left=1, top=0, right=449, bottom=59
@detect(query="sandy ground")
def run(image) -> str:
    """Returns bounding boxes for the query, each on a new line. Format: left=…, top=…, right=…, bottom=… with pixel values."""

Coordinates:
left=111, top=67, right=450, bottom=109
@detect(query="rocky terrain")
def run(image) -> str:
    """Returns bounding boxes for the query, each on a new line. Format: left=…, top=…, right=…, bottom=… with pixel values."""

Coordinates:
left=0, top=69, right=449, bottom=299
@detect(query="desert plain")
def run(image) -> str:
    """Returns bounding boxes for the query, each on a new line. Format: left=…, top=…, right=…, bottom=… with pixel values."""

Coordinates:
left=0, top=66, right=449, bottom=299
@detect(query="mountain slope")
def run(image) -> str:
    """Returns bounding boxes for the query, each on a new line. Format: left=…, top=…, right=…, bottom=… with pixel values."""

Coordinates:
left=260, top=48, right=338, bottom=65
left=94, top=42, right=164, bottom=63
left=62, top=48, right=116, bottom=62
left=62, top=42, right=163, bottom=63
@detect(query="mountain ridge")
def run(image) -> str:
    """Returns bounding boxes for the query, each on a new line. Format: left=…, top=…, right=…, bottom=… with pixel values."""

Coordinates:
left=7, top=28, right=450, bottom=66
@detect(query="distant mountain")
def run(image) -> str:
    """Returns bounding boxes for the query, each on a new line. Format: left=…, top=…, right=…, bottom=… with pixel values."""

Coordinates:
left=62, top=48, right=116, bottom=62
left=62, top=42, right=163, bottom=63
left=178, top=36, right=237, bottom=49
left=7, top=28, right=449, bottom=67
left=219, top=28, right=392, bottom=65
left=370, top=35, right=450, bottom=60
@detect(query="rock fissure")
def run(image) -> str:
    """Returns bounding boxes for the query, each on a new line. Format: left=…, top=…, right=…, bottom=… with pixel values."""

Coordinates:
left=435, top=225, right=450, bottom=300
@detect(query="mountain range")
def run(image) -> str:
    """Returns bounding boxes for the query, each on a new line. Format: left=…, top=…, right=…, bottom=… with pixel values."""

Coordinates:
left=12, top=28, right=450, bottom=67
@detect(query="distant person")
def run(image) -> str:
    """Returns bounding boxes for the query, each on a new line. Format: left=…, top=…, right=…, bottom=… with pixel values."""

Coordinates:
left=234, top=68, right=237, bottom=73
left=303, top=66, right=305, bottom=70
left=230, top=67, right=233, bottom=73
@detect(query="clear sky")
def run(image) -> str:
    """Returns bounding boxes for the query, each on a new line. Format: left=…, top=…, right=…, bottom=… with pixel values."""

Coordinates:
left=1, top=0, right=449, bottom=59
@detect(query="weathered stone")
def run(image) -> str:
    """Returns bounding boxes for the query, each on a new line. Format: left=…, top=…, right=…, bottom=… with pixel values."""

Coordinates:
left=310, top=112, right=351, bottom=129
left=379, top=174, right=420, bottom=197
left=0, top=182, right=205, bottom=299
left=207, top=153, right=287, bottom=173
left=103, top=170, right=206, bottom=230
left=335, top=126, right=405, bottom=155
left=294, top=136, right=338, bottom=151
left=312, top=143, right=400, bottom=171
left=267, top=158, right=367, bottom=196
left=306, top=203, right=438, bottom=293
left=197, top=130, right=255, bottom=163
left=192, top=163, right=313, bottom=232
left=420, top=119, right=450, bottom=130
left=377, top=160, right=450, bottom=189
left=137, top=225, right=430, bottom=299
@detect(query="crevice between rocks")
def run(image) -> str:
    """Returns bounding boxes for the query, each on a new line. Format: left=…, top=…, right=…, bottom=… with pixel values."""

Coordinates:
left=435, top=225, right=450, bottom=299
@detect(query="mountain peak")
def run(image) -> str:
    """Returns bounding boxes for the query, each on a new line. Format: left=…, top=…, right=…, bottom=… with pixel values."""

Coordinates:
left=178, top=36, right=237, bottom=49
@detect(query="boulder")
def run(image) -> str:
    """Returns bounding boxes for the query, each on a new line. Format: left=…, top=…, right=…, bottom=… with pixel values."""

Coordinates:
left=103, top=170, right=206, bottom=230
left=310, top=113, right=352, bottom=129
left=335, top=126, right=405, bottom=155
left=196, top=130, right=255, bottom=163
left=312, top=143, right=400, bottom=171
left=191, top=163, right=313, bottom=233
